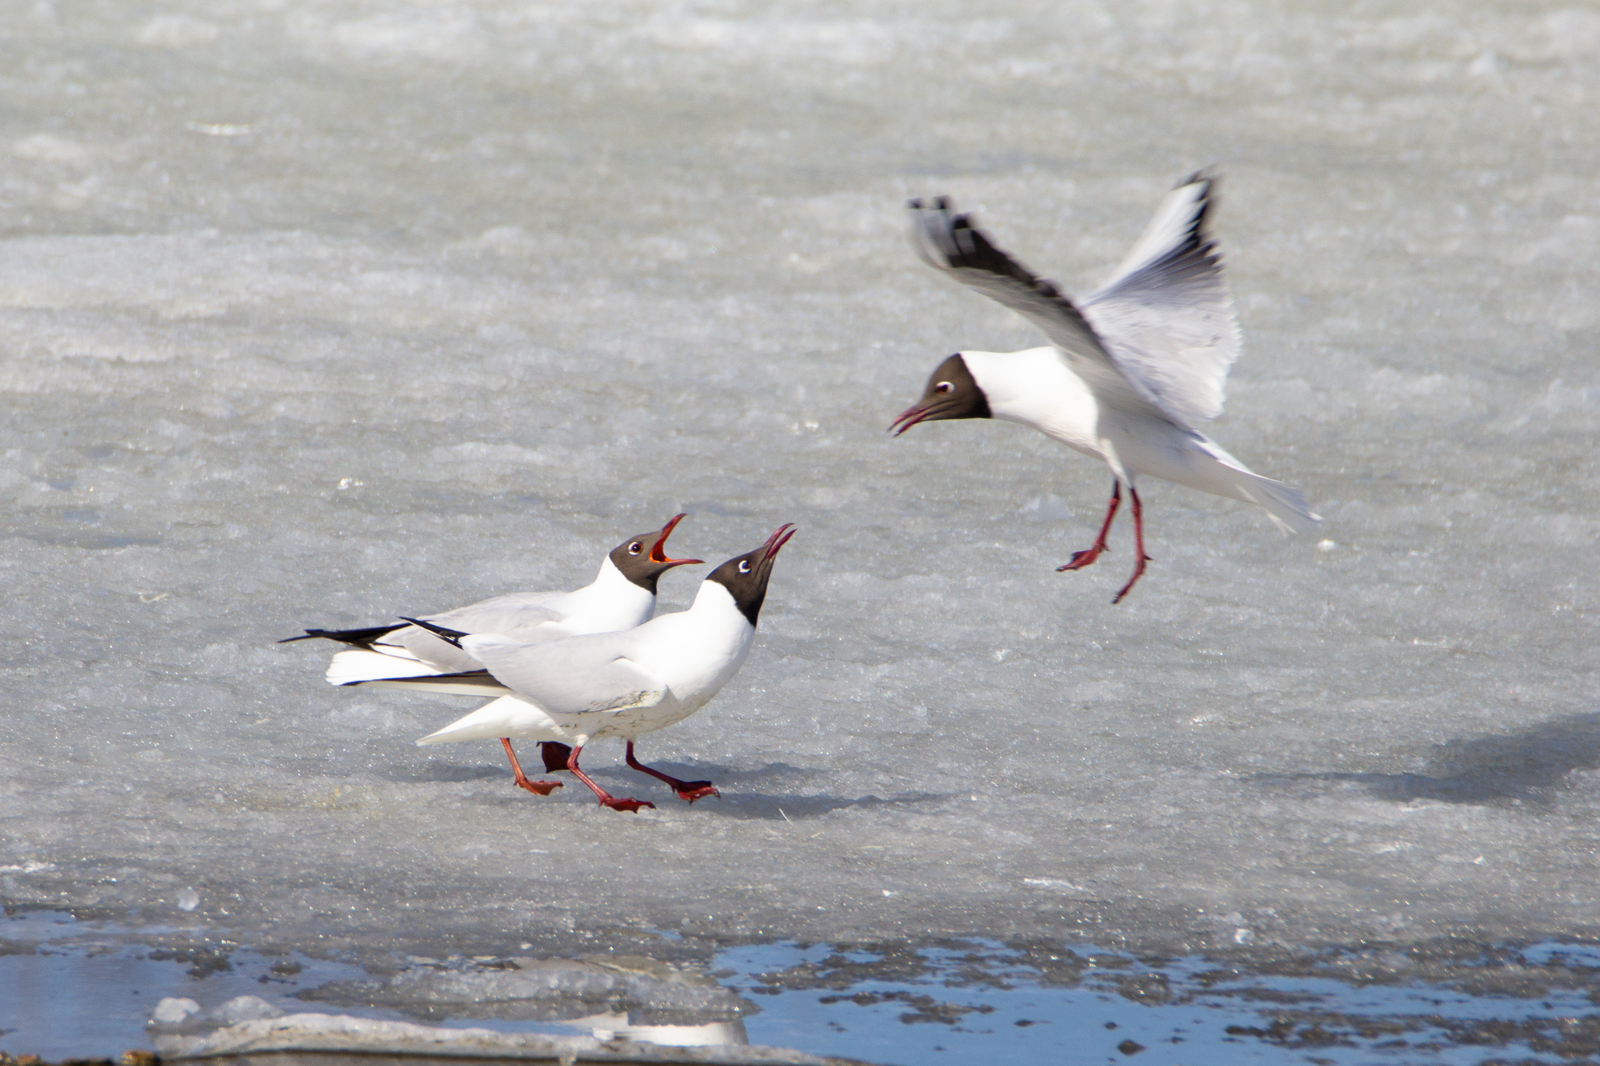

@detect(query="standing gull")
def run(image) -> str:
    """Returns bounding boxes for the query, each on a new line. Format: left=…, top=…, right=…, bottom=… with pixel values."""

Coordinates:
left=283, top=514, right=702, bottom=794
left=892, top=173, right=1318, bottom=602
left=397, top=524, right=796, bottom=812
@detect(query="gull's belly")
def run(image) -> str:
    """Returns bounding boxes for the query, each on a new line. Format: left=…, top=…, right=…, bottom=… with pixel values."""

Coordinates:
left=1101, top=415, right=1246, bottom=499
left=593, top=612, right=754, bottom=741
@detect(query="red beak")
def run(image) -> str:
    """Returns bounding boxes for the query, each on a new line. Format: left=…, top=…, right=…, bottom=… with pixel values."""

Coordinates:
left=889, top=403, right=932, bottom=436
left=651, top=513, right=703, bottom=567
left=760, top=523, right=797, bottom=560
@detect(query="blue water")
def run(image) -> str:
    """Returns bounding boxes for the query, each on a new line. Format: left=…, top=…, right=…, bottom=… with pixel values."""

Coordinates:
left=3, top=911, right=1597, bottom=1065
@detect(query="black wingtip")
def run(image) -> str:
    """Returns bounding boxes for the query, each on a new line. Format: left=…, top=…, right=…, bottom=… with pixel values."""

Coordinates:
left=401, top=616, right=467, bottom=648
left=339, top=668, right=498, bottom=689
left=276, top=623, right=407, bottom=648
left=1179, top=167, right=1220, bottom=196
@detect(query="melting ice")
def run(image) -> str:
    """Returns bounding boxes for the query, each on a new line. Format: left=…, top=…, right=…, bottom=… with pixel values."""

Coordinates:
left=2, top=0, right=1599, bottom=994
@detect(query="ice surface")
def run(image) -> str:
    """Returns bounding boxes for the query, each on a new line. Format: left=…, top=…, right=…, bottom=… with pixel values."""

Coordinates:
left=147, top=1002, right=830, bottom=1064
left=306, top=954, right=751, bottom=1024
left=2, top=0, right=1599, bottom=975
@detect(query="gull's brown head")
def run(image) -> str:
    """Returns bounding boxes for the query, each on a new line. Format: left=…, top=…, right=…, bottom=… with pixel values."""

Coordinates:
left=890, top=353, right=992, bottom=436
left=611, top=513, right=704, bottom=593
left=707, top=524, right=796, bottom=627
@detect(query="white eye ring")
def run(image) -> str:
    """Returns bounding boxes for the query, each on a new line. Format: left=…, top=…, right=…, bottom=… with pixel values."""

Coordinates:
left=935, top=381, right=953, bottom=394
left=628, top=542, right=643, bottom=555
left=738, top=559, right=751, bottom=574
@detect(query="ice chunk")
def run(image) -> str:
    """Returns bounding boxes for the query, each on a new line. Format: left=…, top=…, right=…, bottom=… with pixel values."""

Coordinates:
left=303, top=955, right=751, bottom=1026
left=150, top=1011, right=833, bottom=1064
left=150, top=997, right=201, bottom=1026
left=1016, top=494, right=1074, bottom=522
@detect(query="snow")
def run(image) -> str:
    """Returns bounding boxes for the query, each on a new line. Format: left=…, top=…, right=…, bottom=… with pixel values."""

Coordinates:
left=1, top=0, right=1598, bottom=975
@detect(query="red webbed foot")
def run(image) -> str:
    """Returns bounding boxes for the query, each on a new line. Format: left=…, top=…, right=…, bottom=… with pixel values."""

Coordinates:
left=598, top=796, right=657, bottom=813
left=1057, top=545, right=1108, bottom=572
left=674, top=782, right=720, bottom=804
left=502, top=738, right=563, bottom=798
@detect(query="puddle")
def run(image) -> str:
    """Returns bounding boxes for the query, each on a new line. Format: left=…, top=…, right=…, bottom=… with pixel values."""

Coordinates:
left=5, top=911, right=1600, bottom=1064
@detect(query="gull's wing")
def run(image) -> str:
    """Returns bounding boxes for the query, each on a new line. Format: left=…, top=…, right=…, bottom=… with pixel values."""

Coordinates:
left=461, top=634, right=667, bottom=717
left=392, top=598, right=571, bottom=672
left=424, top=595, right=568, bottom=635
left=1081, top=172, right=1240, bottom=425
left=908, top=197, right=1173, bottom=423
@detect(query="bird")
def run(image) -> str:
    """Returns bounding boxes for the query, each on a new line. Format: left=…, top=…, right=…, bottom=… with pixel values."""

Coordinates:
left=282, top=514, right=703, bottom=794
left=891, top=172, right=1318, bottom=602
left=389, top=523, right=796, bottom=813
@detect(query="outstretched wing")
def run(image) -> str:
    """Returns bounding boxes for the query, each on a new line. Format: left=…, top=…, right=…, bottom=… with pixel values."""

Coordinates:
left=461, top=633, right=667, bottom=717
left=1081, top=173, right=1240, bottom=425
left=908, top=197, right=1172, bottom=423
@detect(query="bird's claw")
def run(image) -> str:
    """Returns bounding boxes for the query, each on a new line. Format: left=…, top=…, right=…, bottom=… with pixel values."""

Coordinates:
left=676, top=783, right=720, bottom=803
left=515, top=778, right=563, bottom=796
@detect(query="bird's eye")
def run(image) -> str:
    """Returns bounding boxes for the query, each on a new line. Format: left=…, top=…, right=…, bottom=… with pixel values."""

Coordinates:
left=738, top=559, right=751, bottom=574
left=628, top=542, right=643, bottom=555
left=935, top=381, right=953, bottom=394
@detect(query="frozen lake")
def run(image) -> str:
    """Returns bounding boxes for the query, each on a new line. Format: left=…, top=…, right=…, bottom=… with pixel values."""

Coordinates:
left=3, top=0, right=1599, bottom=1059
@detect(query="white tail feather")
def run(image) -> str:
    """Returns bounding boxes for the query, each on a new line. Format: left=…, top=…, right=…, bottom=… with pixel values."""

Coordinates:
left=1192, top=438, right=1320, bottom=534
left=416, top=695, right=562, bottom=746
left=1244, top=474, right=1321, bottom=535
left=325, top=649, right=445, bottom=686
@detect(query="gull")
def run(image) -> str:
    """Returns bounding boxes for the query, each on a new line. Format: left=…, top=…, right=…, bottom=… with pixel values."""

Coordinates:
left=395, top=524, right=796, bottom=812
left=891, top=172, right=1318, bottom=602
left=282, top=515, right=702, bottom=794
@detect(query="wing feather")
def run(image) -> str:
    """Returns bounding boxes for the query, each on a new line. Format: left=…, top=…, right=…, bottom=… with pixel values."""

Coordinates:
left=909, top=196, right=1172, bottom=422
left=1081, top=172, right=1241, bottom=425
left=461, top=634, right=667, bottom=717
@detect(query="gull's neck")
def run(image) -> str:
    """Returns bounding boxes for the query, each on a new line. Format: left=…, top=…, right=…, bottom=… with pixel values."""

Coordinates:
left=965, top=347, right=1101, bottom=453
left=585, top=556, right=656, bottom=610
left=687, top=579, right=757, bottom=632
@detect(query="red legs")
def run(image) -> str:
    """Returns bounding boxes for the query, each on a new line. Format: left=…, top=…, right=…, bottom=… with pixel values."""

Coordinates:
left=1056, top=479, right=1154, bottom=603
left=625, top=741, right=720, bottom=803
left=1058, top=480, right=1122, bottom=572
left=1110, top=486, right=1153, bottom=605
left=564, top=743, right=655, bottom=813
left=537, top=740, right=712, bottom=806
left=500, top=738, right=563, bottom=796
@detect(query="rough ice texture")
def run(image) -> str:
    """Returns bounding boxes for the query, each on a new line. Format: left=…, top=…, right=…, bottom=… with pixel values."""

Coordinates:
left=306, top=955, right=751, bottom=1024
left=1, top=0, right=1598, bottom=961
left=149, top=1004, right=841, bottom=1064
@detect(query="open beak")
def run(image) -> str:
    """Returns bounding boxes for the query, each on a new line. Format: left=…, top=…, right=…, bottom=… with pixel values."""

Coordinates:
left=889, top=403, right=932, bottom=437
left=651, top=513, right=704, bottom=568
left=759, top=523, right=797, bottom=562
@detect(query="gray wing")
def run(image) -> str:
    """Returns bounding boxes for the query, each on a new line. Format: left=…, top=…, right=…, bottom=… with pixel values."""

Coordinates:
left=1080, top=173, right=1241, bottom=425
left=425, top=593, right=568, bottom=635
left=461, top=633, right=667, bottom=717
left=908, top=196, right=1173, bottom=422
left=389, top=597, right=571, bottom=671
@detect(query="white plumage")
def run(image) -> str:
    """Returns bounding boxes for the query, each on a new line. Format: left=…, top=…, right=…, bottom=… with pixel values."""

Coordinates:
left=894, top=173, right=1318, bottom=602
left=405, top=525, right=796, bottom=812
left=284, top=515, right=703, bottom=796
